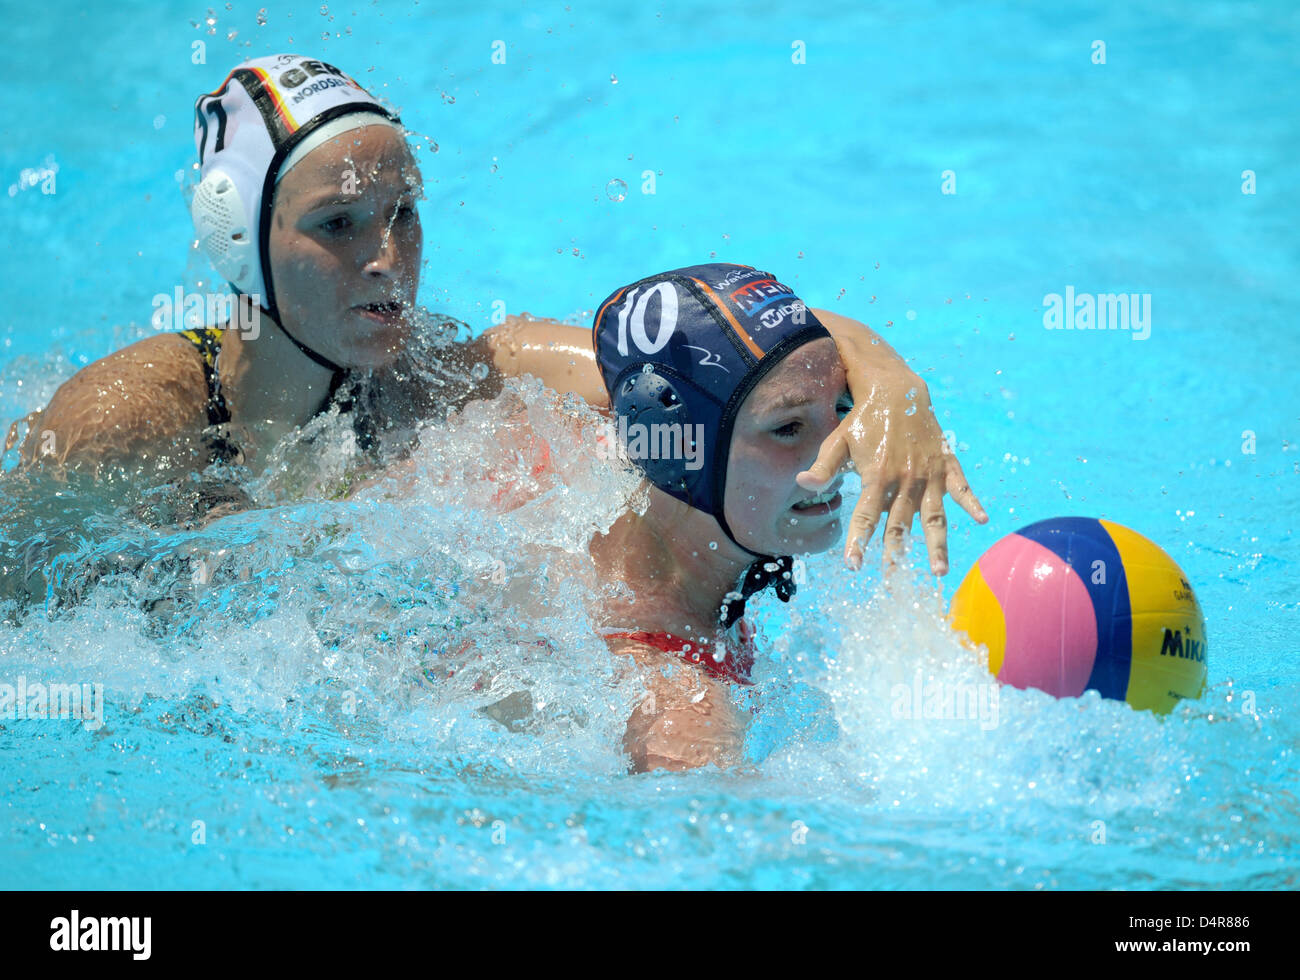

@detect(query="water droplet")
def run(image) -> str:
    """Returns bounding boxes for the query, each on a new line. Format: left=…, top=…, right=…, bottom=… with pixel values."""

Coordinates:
left=610, top=73, right=618, bottom=84
left=641, top=363, right=654, bottom=374
left=153, top=115, right=166, bottom=130
left=257, top=9, right=267, bottom=25
left=708, top=541, right=718, bottom=551
left=905, top=309, right=917, bottom=320
left=470, top=362, right=489, bottom=381
left=605, top=178, right=628, bottom=202
left=319, top=3, right=328, bottom=13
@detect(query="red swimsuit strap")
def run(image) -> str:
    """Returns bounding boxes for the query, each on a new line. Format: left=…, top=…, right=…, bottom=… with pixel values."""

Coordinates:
left=605, top=630, right=755, bottom=686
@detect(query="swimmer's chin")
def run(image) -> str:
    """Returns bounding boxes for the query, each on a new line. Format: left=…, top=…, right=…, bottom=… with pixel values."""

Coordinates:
left=340, top=320, right=410, bottom=369
left=344, top=343, right=404, bottom=371
left=768, top=518, right=844, bottom=557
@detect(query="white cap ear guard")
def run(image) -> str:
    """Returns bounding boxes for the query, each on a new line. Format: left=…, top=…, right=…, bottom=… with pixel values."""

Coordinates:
left=191, top=169, right=262, bottom=298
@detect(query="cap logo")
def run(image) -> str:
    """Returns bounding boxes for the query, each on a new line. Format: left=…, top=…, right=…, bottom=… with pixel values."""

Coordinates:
left=277, top=58, right=348, bottom=90
left=709, top=266, right=763, bottom=290
left=729, top=278, right=798, bottom=316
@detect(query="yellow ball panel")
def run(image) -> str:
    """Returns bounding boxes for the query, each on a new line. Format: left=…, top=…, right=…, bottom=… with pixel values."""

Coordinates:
left=1100, top=519, right=1208, bottom=713
left=1126, top=611, right=1208, bottom=714
left=949, top=561, right=1007, bottom=676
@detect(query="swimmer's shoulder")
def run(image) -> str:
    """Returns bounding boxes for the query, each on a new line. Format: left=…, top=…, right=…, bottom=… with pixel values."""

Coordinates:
left=19, top=332, right=218, bottom=473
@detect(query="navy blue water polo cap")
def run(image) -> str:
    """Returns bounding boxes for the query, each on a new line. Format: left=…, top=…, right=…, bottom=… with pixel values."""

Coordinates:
left=592, top=262, right=832, bottom=558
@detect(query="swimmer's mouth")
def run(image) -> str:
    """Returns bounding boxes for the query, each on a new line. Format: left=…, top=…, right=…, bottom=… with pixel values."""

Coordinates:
left=791, top=488, right=842, bottom=513
left=356, top=301, right=405, bottom=323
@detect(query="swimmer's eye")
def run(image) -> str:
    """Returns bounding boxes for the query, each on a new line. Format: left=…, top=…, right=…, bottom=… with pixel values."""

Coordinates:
left=836, top=394, right=853, bottom=418
left=395, top=202, right=418, bottom=221
left=772, top=420, right=802, bottom=440
left=318, top=214, right=352, bottom=235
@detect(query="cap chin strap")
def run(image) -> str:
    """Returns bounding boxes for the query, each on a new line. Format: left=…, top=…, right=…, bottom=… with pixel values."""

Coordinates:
left=272, top=309, right=345, bottom=374
left=713, top=510, right=797, bottom=629
left=719, top=555, right=796, bottom=630
left=230, top=287, right=346, bottom=375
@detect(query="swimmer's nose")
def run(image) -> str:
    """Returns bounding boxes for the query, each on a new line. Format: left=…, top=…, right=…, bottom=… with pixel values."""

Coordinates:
left=362, top=230, right=402, bottom=278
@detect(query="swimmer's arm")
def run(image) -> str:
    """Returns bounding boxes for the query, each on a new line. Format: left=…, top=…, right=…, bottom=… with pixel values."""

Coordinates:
left=803, top=308, right=989, bottom=575
left=12, top=335, right=212, bottom=478
left=619, top=651, right=749, bottom=773
left=477, top=315, right=610, bottom=408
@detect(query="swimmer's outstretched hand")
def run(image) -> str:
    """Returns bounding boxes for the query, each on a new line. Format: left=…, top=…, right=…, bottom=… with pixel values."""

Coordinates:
left=800, top=310, right=988, bottom=575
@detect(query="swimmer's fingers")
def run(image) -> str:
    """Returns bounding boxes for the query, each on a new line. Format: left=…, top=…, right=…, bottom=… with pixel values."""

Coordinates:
left=944, top=454, right=988, bottom=524
left=919, top=482, right=950, bottom=576
left=798, top=427, right=851, bottom=491
left=843, top=469, right=890, bottom=571
left=881, top=479, right=922, bottom=571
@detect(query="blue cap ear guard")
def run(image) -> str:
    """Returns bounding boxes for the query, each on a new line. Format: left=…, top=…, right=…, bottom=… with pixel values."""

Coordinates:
left=612, top=367, right=696, bottom=490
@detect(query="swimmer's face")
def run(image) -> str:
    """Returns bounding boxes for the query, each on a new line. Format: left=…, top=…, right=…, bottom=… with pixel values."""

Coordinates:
left=267, top=124, right=422, bottom=371
left=723, top=338, right=851, bottom=556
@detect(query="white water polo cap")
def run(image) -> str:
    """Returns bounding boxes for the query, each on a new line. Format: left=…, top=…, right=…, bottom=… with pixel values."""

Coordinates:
left=190, top=54, right=402, bottom=350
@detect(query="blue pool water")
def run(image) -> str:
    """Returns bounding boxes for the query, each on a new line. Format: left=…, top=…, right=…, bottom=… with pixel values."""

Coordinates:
left=0, top=0, right=1297, bottom=889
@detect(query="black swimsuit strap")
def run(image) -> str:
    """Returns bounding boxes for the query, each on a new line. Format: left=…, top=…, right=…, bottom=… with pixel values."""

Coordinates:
left=178, top=328, right=365, bottom=459
left=177, top=327, right=232, bottom=426
left=325, top=371, right=377, bottom=451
